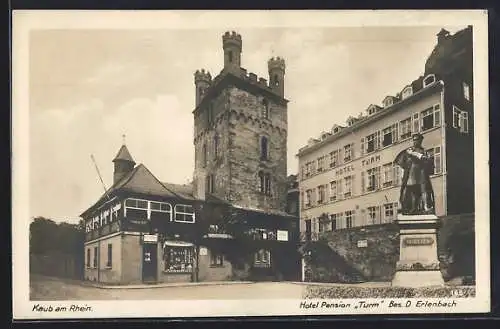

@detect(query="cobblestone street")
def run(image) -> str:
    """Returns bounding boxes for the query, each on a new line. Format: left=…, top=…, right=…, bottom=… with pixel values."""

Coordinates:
left=30, top=275, right=307, bottom=300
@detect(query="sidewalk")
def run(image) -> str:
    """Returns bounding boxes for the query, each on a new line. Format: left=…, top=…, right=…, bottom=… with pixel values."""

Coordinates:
left=31, top=274, right=255, bottom=289
left=86, top=280, right=256, bottom=290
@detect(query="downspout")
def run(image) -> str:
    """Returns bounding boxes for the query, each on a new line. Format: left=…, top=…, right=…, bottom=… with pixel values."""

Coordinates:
left=440, top=81, right=447, bottom=216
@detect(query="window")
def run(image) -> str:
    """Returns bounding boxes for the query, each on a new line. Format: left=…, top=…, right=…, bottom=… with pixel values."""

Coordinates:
left=382, top=124, right=398, bottom=147
left=399, top=117, right=412, bottom=140
left=228, top=51, right=233, bottom=63
left=318, top=185, right=326, bottom=204
left=93, top=247, right=98, bottom=268
left=344, top=144, right=353, bottom=162
left=330, top=214, right=337, bottom=231
left=402, top=85, right=413, bottom=99
left=383, top=97, right=394, bottom=108
left=260, top=136, right=269, bottom=161
left=367, top=206, right=380, bottom=225
left=214, top=135, right=219, bottom=159
left=262, top=99, right=269, bottom=119
left=86, top=249, right=91, bottom=268
left=150, top=201, right=173, bottom=221
left=106, top=244, right=112, bottom=268
left=305, top=219, right=312, bottom=240
left=365, top=132, right=380, bottom=153
left=254, top=249, right=271, bottom=268
left=383, top=203, right=398, bottom=223
left=453, top=106, right=469, bottom=133
left=426, top=147, right=442, bottom=174
left=366, top=167, right=380, bottom=192
left=317, top=156, right=325, bottom=172
left=336, top=178, right=343, bottom=201
left=164, top=247, right=194, bottom=273
left=330, top=150, right=340, bottom=167
left=198, top=87, right=204, bottom=98
left=174, top=204, right=195, bottom=223
left=206, top=174, right=215, bottom=194
left=207, top=103, right=214, bottom=125
left=319, top=216, right=330, bottom=233
left=423, top=74, right=436, bottom=87
left=463, top=82, right=471, bottom=101
left=345, top=211, right=354, bottom=228
left=434, top=146, right=442, bottom=174
left=210, top=252, right=224, bottom=267
left=382, top=163, right=394, bottom=187
left=329, top=181, right=337, bottom=201
left=202, top=144, right=207, bottom=167
left=368, top=106, right=377, bottom=115
left=305, top=189, right=312, bottom=207
left=259, top=172, right=272, bottom=195
left=344, top=176, right=353, bottom=198
left=273, top=74, right=279, bottom=87
left=421, top=104, right=441, bottom=131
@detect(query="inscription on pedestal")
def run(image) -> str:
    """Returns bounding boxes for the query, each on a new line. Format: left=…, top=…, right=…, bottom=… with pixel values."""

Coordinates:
left=403, top=237, right=434, bottom=246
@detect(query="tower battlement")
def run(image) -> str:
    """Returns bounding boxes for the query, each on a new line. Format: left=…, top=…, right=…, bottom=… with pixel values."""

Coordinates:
left=222, top=31, right=242, bottom=49
left=268, top=56, right=286, bottom=71
left=194, top=69, right=212, bottom=83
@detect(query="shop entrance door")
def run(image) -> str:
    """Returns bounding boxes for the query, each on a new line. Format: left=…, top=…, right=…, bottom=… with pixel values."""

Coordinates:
left=142, top=244, right=157, bottom=283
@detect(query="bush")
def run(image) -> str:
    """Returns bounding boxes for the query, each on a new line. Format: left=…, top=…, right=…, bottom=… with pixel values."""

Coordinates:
left=304, top=285, right=476, bottom=299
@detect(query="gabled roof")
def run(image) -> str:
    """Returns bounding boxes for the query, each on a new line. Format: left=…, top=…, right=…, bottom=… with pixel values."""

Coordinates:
left=113, top=145, right=135, bottom=163
left=81, top=163, right=182, bottom=217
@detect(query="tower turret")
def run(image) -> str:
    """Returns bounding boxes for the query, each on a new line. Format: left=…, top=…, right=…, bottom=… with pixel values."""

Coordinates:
left=268, top=56, right=286, bottom=97
left=112, top=144, right=135, bottom=184
left=222, top=31, right=242, bottom=70
left=194, top=69, right=212, bottom=107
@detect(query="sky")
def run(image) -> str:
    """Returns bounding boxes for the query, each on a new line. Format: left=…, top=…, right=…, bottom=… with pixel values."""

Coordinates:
left=28, top=25, right=466, bottom=223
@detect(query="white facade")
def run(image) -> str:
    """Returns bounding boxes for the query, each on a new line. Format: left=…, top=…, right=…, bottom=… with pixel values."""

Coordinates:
left=297, top=82, right=446, bottom=237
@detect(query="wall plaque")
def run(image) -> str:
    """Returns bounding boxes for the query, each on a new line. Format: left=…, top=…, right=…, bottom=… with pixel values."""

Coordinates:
left=403, top=237, right=434, bottom=246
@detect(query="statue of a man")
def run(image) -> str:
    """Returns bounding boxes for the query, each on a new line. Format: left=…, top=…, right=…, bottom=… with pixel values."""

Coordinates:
left=394, top=133, right=435, bottom=215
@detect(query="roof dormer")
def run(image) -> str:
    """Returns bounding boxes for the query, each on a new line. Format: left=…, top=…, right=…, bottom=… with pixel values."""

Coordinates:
left=367, top=104, right=382, bottom=116
left=423, top=74, right=436, bottom=88
left=346, top=116, right=358, bottom=127
left=331, top=124, right=344, bottom=134
left=401, top=85, right=413, bottom=100
left=382, top=96, right=398, bottom=108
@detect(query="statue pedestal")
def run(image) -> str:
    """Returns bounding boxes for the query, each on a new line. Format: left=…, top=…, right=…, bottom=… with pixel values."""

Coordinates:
left=391, top=214, right=445, bottom=288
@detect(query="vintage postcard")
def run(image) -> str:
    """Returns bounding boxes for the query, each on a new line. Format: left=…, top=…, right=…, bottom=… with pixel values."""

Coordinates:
left=12, top=10, right=490, bottom=319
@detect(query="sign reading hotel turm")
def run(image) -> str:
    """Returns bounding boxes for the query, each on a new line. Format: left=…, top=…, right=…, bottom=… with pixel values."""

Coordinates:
left=392, top=133, right=444, bottom=287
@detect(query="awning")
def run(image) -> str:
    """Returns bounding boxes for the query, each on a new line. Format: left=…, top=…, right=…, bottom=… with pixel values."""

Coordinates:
left=163, top=241, right=194, bottom=248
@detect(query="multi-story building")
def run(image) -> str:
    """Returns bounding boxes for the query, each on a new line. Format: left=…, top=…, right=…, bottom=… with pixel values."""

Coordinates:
left=81, top=31, right=300, bottom=284
left=297, top=26, right=473, bottom=240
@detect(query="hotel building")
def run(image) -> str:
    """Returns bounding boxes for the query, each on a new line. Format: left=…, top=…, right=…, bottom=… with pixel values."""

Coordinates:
left=297, top=27, right=474, bottom=240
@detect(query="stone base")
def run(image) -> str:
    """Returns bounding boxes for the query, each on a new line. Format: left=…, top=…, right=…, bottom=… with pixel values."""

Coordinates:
left=391, top=270, right=445, bottom=288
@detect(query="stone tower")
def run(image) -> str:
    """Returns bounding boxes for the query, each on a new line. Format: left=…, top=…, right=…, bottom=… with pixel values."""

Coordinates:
left=192, top=31, right=289, bottom=212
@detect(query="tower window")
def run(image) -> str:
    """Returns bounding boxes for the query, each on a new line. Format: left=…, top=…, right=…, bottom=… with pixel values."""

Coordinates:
left=260, top=136, right=269, bottom=160
left=198, top=87, right=204, bottom=97
left=228, top=51, right=233, bottom=63
left=273, top=74, right=279, bottom=87
left=206, top=174, right=215, bottom=194
left=202, top=144, right=207, bottom=167
left=214, top=134, right=219, bottom=159
left=262, top=99, right=269, bottom=119
left=258, top=171, right=272, bottom=195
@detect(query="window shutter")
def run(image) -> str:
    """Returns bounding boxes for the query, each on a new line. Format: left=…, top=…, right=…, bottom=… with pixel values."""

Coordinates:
left=361, top=171, right=365, bottom=194
left=361, top=138, right=365, bottom=155
left=434, top=104, right=441, bottom=126
left=337, top=179, right=343, bottom=200
left=413, top=112, right=420, bottom=133
left=462, top=112, right=469, bottom=133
